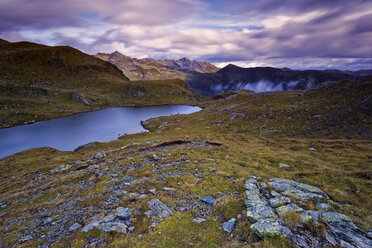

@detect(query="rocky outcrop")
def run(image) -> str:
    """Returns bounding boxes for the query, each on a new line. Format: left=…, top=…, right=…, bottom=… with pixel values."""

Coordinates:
left=244, top=176, right=372, bottom=248
left=82, top=207, right=131, bottom=234
left=70, top=92, right=89, bottom=105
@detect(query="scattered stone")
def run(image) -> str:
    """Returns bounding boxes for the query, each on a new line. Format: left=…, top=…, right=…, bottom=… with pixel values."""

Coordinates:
left=82, top=221, right=100, bottom=232
left=152, top=154, right=160, bottom=161
left=151, top=220, right=159, bottom=227
left=43, top=217, right=52, bottom=224
left=163, top=187, right=176, bottom=191
left=250, top=219, right=292, bottom=238
left=129, top=193, right=139, bottom=198
left=19, top=235, right=33, bottom=243
left=223, top=218, right=236, bottom=233
left=50, top=164, right=72, bottom=174
left=308, top=147, right=316, bottom=151
left=200, top=196, right=215, bottom=205
left=139, top=194, right=148, bottom=199
left=278, top=163, right=290, bottom=169
left=95, top=152, right=106, bottom=159
left=147, top=199, right=172, bottom=218
left=149, top=189, right=157, bottom=194
left=192, top=218, right=207, bottom=224
left=316, top=203, right=331, bottom=210
left=69, top=223, right=82, bottom=232
left=100, top=222, right=127, bottom=233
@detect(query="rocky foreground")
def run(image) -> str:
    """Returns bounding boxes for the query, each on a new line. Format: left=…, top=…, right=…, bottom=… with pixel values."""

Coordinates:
left=1, top=142, right=371, bottom=247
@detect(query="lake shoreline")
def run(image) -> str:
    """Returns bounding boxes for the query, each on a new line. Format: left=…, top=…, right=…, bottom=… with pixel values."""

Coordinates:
left=0, top=105, right=201, bottom=159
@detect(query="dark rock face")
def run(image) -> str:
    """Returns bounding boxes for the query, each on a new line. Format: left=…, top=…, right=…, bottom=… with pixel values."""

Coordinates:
left=70, top=92, right=89, bottom=105
left=244, top=176, right=372, bottom=247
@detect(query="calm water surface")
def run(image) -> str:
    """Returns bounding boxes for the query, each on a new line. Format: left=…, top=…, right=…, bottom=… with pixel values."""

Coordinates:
left=0, top=105, right=201, bottom=159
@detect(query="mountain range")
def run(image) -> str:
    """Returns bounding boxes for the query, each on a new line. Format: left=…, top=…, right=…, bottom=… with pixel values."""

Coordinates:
left=95, top=50, right=372, bottom=96
left=95, top=51, right=219, bottom=81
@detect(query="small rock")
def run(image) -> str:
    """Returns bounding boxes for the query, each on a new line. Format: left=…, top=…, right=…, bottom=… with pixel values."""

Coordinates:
left=149, top=189, right=157, bottom=194
left=151, top=220, right=159, bottom=227
left=50, top=164, right=72, bottom=174
left=278, top=163, right=290, bottom=169
left=100, top=222, right=127, bottom=233
left=200, top=196, right=215, bottom=205
left=116, top=207, right=131, bottom=220
left=43, top=217, right=52, bottom=224
left=129, top=193, right=139, bottom=198
left=308, top=148, right=316, bottom=151
left=19, top=235, right=33, bottom=243
left=69, top=223, right=82, bottom=232
left=223, top=218, right=236, bottom=233
left=192, top=218, right=207, bottom=223
left=82, top=221, right=100, bottom=232
left=163, top=187, right=176, bottom=191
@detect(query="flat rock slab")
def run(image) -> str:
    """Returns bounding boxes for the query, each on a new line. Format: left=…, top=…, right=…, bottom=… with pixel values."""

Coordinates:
left=192, top=218, right=207, bottom=224
left=99, top=222, right=127, bottom=233
left=268, top=178, right=328, bottom=199
left=246, top=203, right=277, bottom=222
left=223, top=218, right=236, bottom=233
left=276, top=204, right=304, bottom=217
left=116, top=207, right=131, bottom=220
left=250, top=219, right=292, bottom=238
left=147, top=199, right=172, bottom=218
left=200, top=196, right=215, bottom=205
left=69, top=223, right=81, bottom=232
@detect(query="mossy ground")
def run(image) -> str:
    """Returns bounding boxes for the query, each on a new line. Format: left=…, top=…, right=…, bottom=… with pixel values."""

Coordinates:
left=0, top=80, right=371, bottom=247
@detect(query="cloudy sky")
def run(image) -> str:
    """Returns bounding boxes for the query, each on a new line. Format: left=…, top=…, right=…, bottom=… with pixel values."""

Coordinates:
left=1, top=0, right=372, bottom=70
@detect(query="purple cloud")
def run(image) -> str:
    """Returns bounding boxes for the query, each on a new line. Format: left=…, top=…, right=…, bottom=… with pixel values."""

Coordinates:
left=0, top=0, right=371, bottom=70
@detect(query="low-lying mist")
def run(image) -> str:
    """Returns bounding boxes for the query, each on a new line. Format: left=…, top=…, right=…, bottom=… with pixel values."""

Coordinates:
left=211, top=80, right=307, bottom=94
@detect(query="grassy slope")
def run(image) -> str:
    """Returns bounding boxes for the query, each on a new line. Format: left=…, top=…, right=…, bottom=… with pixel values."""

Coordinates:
left=0, top=41, right=198, bottom=128
left=0, top=79, right=370, bottom=247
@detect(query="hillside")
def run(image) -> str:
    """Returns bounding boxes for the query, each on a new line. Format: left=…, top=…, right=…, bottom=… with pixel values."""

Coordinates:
left=186, top=64, right=361, bottom=96
left=0, top=40, right=199, bottom=128
left=95, top=52, right=219, bottom=81
left=0, top=78, right=371, bottom=248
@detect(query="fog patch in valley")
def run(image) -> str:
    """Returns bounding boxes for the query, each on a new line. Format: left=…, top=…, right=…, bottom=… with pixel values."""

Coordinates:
left=211, top=80, right=303, bottom=94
